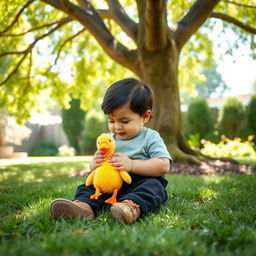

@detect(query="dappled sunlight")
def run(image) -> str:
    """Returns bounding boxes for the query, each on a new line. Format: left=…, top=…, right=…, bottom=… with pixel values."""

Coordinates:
left=198, top=188, right=219, bottom=202
left=0, top=159, right=90, bottom=184
left=153, top=208, right=186, bottom=229
left=1, top=170, right=256, bottom=255
left=200, top=175, right=226, bottom=184
left=0, top=156, right=92, bottom=166
left=1, top=167, right=55, bottom=183
left=15, top=197, right=52, bottom=221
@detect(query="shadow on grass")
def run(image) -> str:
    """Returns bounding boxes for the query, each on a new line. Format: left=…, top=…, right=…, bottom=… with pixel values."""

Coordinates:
left=0, top=161, right=90, bottom=222
left=163, top=174, right=256, bottom=252
left=1, top=160, right=256, bottom=255
left=0, top=161, right=89, bottom=183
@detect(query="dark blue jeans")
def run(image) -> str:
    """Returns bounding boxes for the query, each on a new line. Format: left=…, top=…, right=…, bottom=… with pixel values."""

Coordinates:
left=74, top=173, right=168, bottom=217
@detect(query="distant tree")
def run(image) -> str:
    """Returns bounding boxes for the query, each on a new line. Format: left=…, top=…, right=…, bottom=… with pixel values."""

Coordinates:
left=248, top=95, right=256, bottom=132
left=195, top=62, right=229, bottom=98
left=185, top=99, right=214, bottom=140
left=217, top=97, right=246, bottom=139
left=252, top=81, right=256, bottom=94
left=61, top=99, right=86, bottom=154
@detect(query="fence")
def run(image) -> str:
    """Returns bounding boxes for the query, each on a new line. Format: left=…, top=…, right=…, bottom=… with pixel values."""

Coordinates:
left=12, top=114, right=69, bottom=155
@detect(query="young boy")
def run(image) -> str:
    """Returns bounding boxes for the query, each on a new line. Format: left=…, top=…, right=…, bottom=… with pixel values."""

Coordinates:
left=50, top=78, right=172, bottom=224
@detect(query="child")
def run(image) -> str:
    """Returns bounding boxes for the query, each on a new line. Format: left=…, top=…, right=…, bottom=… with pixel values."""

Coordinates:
left=50, top=78, right=172, bottom=224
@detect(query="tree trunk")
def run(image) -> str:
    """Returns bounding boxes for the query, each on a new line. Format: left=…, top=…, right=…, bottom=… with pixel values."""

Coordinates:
left=136, top=44, right=201, bottom=164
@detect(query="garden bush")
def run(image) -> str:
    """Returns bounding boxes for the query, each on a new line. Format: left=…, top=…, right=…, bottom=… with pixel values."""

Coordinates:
left=248, top=95, right=256, bottom=132
left=61, top=99, right=86, bottom=154
left=81, top=134, right=97, bottom=154
left=83, top=108, right=108, bottom=139
left=185, top=99, right=214, bottom=140
left=57, top=145, right=76, bottom=156
left=217, top=96, right=246, bottom=139
left=81, top=106, right=108, bottom=154
left=239, top=127, right=256, bottom=142
left=201, top=136, right=256, bottom=158
left=31, top=141, right=58, bottom=156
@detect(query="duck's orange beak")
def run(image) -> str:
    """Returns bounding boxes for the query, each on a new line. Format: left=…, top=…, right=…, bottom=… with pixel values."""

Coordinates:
left=99, top=142, right=110, bottom=152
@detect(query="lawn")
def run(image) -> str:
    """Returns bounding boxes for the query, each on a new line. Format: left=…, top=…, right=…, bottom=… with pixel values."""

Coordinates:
left=0, top=157, right=256, bottom=256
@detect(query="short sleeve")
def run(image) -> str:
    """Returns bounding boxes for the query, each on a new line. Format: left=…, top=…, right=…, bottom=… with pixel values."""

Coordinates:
left=145, top=130, right=173, bottom=163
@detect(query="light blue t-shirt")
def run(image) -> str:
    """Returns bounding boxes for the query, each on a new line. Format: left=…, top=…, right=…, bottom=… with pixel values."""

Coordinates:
left=111, top=127, right=172, bottom=163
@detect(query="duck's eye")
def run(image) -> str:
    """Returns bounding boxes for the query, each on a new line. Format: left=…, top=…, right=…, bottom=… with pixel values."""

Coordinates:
left=109, top=139, right=112, bottom=142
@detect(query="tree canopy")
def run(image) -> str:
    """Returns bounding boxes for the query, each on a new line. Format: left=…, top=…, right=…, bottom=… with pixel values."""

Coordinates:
left=1, top=0, right=256, bottom=162
left=195, top=62, right=230, bottom=99
left=1, top=0, right=255, bottom=123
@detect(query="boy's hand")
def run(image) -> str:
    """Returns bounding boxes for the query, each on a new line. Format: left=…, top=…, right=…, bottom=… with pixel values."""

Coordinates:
left=109, top=153, right=133, bottom=172
left=90, top=150, right=105, bottom=171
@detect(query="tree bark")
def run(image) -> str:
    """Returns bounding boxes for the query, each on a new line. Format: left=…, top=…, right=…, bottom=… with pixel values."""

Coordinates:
left=39, top=0, right=223, bottom=163
left=132, top=42, right=201, bottom=163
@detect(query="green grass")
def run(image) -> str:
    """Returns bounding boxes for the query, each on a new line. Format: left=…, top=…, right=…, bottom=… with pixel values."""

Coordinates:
left=0, top=157, right=256, bottom=256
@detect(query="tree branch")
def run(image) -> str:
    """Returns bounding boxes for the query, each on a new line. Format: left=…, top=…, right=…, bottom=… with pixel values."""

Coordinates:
left=0, top=17, right=71, bottom=86
left=43, top=28, right=86, bottom=75
left=135, top=0, right=147, bottom=49
left=22, top=52, right=33, bottom=99
left=40, top=0, right=67, bottom=12
left=0, top=17, right=72, bottom=37
left=0, top=53, right=28, bottom=86
left=145, top=0, right=168, bottom=51
left=223, top=0, right=256, bottom=9
left=0, top=0, right=35, bottom=35
left=97, top=9, right=112, bottom=19
left=106, top=0, right=138, bottom=42
left=211, top=12, right=256, bottom=34
left=173, top=0, right=221, bottom=50
left=41, top=0, right=138, bottom=73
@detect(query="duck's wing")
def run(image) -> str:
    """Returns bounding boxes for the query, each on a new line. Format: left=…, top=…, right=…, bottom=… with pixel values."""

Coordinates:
left=85, top=170, right=95, bottom=186
left=119, top=171, right=132, bottom=184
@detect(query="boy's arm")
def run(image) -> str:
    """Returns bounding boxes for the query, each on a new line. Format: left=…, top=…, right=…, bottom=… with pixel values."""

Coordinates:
left=131, top=157, right=170, bottom=176
left=109, top=153, right=170, bottom=176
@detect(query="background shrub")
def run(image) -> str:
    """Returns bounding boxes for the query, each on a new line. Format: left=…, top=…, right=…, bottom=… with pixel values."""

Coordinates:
left=81, top=105, right=108, bottom=154
left=184, top=99, right=214, bottom=140
left=61, top=99, right=86, bottom=154
left=201, top=136, right=256, bottom=158
left=81, top=134, right=96, bottom=155
left=31, top=141, right=58, bottom=156
left=248, top=95, right=256, bottom=132
left=217, top=97, right=245, bottom=139
left=83, top=108, right=108, bottom=139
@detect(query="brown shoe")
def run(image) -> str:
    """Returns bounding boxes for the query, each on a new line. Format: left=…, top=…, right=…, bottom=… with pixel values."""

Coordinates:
left=111, top=200, right=141, bottom=224
left=50, top=198, right=94, bottom=220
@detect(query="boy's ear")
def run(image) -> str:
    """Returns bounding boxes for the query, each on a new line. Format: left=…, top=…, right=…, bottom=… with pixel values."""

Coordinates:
left=143, top=110, right=152, bottom=123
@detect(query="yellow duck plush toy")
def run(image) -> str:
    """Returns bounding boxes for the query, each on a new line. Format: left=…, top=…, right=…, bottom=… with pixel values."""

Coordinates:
left=85, top=133, right=132, bottom=204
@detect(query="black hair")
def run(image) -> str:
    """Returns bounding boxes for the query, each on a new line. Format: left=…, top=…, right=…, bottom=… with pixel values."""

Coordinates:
left=101, top=78, right=154, bottom=116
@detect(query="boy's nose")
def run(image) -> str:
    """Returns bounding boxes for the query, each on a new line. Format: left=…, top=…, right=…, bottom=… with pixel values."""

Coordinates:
left=115, top=123, right=122, bottom=130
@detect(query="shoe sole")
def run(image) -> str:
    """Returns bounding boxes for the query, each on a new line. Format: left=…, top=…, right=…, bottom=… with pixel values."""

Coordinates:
left=50, top=198, right=94, bottom=220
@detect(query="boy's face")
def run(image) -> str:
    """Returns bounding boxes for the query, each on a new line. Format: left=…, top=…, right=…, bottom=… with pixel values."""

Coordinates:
left=106, top=104, right=151, bottom=140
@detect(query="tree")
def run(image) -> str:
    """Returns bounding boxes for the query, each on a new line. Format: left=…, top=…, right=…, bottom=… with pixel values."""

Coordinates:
left=195, top=62, right=229, bottom=99
left=185, top=99, right=214, bottom=140
left=0, top=0, right=256, bottom=163
left=248, top=95, right=256, bottom=132
left=181, top=61, right=230, bottom=104
left=61, top=98, right=86, bottom=154
left=217, top=97, right=246, bottom=139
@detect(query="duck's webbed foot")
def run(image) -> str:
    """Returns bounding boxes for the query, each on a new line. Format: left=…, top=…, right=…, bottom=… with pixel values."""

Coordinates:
left=90, top=187, right=102, bottom=200
left=105, top=188, right=118, bottom=204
